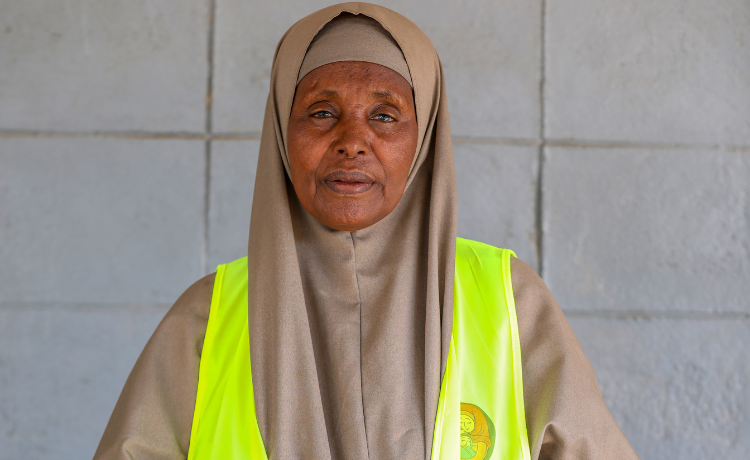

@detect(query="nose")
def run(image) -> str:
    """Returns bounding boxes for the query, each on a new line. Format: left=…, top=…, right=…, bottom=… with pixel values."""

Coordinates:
left=332, top=116, right=369, bottom=158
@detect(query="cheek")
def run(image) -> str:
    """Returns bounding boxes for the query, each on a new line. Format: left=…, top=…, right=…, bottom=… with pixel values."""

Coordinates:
left=287, top=132, right=326, bottom=203
left=380, top=133, right=418, bottom=188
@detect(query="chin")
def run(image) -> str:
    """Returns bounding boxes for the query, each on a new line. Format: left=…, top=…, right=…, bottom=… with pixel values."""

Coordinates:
left=319, top=210, right=381, bottom=232
left=313, top=199, right=386, bottom=232
left=323, top=217, right=377, bottom=232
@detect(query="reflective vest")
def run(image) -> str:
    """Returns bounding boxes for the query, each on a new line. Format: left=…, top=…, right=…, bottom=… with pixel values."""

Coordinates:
left=188, top=238, right=530, bottom=460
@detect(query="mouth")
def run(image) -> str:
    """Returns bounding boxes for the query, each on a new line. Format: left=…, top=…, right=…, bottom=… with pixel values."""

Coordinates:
left=322, top=170, right=375, bottom=195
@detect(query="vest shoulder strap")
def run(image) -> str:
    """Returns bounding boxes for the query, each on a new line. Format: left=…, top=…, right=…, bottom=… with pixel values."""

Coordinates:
left=432, top=238, right=530, bottom=460
left=187, top=257, right=267, bottom=460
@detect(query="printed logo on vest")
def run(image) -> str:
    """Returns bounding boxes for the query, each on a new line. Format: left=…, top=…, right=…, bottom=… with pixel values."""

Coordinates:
left=460, top=403, right=496, bottom=459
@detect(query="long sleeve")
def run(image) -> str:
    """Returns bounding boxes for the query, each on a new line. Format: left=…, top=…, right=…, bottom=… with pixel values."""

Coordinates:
left=511, top=258, right=640, bottom=460
left=92, top=274, right=214, bottom=460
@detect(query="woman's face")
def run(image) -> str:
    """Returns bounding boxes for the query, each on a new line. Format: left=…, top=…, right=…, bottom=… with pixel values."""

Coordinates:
left=287, top=61, right=418, bottom=231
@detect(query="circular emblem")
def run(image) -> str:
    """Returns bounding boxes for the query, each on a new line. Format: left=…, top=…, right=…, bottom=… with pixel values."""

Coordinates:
left=459, top=403, right=496, bottom=459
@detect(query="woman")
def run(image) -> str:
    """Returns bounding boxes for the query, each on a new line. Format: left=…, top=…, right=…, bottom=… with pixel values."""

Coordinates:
left=94, top=3, right=639, bottom=459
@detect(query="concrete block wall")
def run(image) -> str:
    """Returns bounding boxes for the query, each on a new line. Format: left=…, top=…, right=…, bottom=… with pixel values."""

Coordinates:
left=0, top=0, right=747, bottom=458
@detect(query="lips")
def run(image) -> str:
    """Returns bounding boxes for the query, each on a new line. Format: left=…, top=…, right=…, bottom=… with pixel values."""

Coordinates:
left=322, top=170, right=375, bottom=195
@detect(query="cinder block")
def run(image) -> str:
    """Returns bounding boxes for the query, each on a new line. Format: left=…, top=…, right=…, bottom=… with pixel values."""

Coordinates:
left=545, top=0, right=750, bottom=145
left=569, top=316, right=750, bottom=460
left=455, top=143, right=538, bottom=271
left=0, top=304, right=168, bottom=460
left=0, top=0, right=208, bottom=132
left=212, top=0, right=334, bottom=134
left=213, top=0, right=542, bottom=139
left=207, top=140, right=260, bottom=270
left=543, top=147, right=750, bottom=313
left=0, top=138, right=206, bottom=304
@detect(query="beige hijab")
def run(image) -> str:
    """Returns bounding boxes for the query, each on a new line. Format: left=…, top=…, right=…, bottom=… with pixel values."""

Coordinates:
left=246, top=3, right=455, bottom=459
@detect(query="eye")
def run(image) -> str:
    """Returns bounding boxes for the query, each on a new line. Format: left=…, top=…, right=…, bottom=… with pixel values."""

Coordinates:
left=312, top=110, right=333, bottom=118
left=373, top=113, right=395, bottom=122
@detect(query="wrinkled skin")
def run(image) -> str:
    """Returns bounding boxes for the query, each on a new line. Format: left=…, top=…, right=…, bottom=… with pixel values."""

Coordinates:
left=287, top=61, right=418, bottom=231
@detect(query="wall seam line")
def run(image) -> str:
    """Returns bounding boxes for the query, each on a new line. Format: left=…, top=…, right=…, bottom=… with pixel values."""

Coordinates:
left=202, top=0, right=218, bottom=275
left=535, top=0, right=547, bottom=278
left=563, top=310, right=750, bottom=320
left=2, top=130, right=749, bottom=152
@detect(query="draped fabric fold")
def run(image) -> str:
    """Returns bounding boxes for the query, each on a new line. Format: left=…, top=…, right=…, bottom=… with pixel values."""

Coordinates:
left=246, top=4, right=456, bottom=459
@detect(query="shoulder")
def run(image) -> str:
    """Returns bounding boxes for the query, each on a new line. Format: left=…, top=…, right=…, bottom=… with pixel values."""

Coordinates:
left=92, top=273, right=217, bottom=459
left=151, top=272, right=216, bottom=357
left=508, top=257, right=548, bottom=303
left=165, top=272, right=215, bottom=323
left=506, top=256, right=571, bottom=347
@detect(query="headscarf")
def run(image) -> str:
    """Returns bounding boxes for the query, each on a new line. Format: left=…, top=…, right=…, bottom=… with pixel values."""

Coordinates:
left=246, top=3, right=456, bottom=459
left=297, top=13, right=412, bottom=87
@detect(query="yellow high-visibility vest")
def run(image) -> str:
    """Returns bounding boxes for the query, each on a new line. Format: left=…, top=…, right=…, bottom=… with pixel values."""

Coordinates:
left=188, top=238, right=530, bottom=460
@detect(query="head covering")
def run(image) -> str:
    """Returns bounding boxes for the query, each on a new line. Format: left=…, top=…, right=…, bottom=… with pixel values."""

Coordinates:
left=297, top=13, right=413, bottom=86
left=247, top=3, right=456, bottom=459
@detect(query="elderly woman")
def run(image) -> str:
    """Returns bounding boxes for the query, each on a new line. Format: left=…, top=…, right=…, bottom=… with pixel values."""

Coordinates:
left=94, top=3, right=639, bottom=460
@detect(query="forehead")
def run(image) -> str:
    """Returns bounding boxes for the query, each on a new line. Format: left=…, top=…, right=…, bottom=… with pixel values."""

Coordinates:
left=294, top=61, right=413, bottom=105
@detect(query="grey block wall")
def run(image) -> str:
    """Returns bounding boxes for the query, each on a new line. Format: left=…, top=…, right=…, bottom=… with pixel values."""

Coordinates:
left=0, top=1, right=747, bottom=459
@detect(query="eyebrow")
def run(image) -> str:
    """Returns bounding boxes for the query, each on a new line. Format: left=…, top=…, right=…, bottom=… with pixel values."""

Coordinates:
left=310, top=89, right=340, bottom=100
left=303, top=88, right=407, bottom=107
left=371, top=90, right=405, bottom=106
